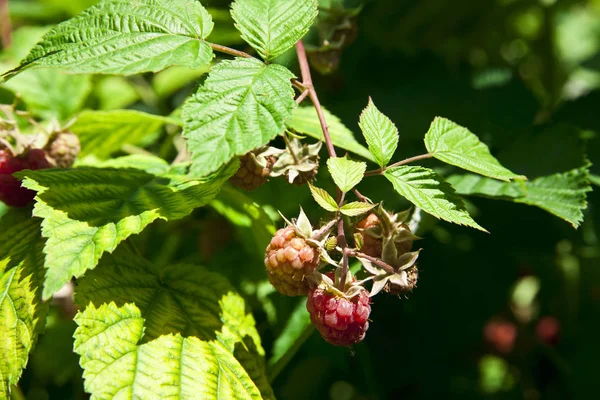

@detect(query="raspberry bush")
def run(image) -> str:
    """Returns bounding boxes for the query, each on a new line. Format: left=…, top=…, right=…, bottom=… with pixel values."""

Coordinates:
left=0, top=0, right=595, bottom=398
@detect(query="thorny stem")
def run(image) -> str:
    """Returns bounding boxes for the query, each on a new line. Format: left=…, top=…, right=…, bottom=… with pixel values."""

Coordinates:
left=349, top=250, right=396, bottom=275
left=208, top=42, right=253, bottom=59
left=364, top=153, right=433, bottom=176
left=295, top=40, right=350, bottom=291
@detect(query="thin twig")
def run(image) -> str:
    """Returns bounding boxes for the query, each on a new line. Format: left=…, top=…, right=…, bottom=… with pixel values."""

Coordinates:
left=353, top=189, right=370, bottom=203
left=208, top=42, right=253, bottom=59
left=364, top=153, right=433, bottom=176
left=349, top=250, right=396, bottom=275
left=295, top=40, right=350, bottom=291
left=312, top=217, right=339, bottom=241
left=295, top=89, right=309, bottom=104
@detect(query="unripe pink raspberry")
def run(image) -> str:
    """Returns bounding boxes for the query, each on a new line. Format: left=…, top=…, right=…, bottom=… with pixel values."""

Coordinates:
left=264, top=227, right=320, bottom=296
left=44, top=131, right=80, bottom=168
left=307, top=286, right=371, bottom=346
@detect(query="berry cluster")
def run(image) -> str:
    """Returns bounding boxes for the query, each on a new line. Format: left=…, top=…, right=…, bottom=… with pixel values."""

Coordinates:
left=264, top=208, right=421, bottom=347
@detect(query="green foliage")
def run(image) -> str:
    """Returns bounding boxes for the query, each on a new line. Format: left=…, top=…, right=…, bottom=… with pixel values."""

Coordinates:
left=17, top=162, right=237, bottom=299
left=326, top=157, right=366, bottom=193
left=359, top=98, right=398, bottom=167
left=1, top=0, right=215, bottom=81
left=384, top=166, right=486, bottom=231
left=286, top=106, right=374, bottom=161
left=72, top=110, right=178, bottom=159
left=339, top=202, right=376, bottom=217
left=425, top=117, right=525, bottom=181
left=308, top=183, right=338, bottom=212
left=231, top=0, right=318, bottom=61
left=449, top=165, right=592, bottom=228
left=0, top=210, right=46, bottom=397
left=74, top=302, right=266, bottom=399
left=183, top=57, right=296, bottom=177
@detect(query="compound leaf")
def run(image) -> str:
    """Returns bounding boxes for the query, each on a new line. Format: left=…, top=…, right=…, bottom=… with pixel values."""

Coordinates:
left=183, top=57, right=296, bottom=177
left=358, top=98, right=398, bottom=167
left=448, top=166, right=591, bottom=228
left=308, top=184, right=338, bottom=212
left=340, top=202, right=377, bottom=217
left=1, top=0, right=214, bottom=81
left=74, top=302, right=265, bottom=400
left=327, top=157, right=366, bottom=193
left=425, top=117, right=525, bottom=181
left=17, top=162, right=237, bottom=300
left=286, top=106, right=374, bottom=162
left=231, top=0, right=318, bottom=61
left=384, top=166, right=486, bottom=231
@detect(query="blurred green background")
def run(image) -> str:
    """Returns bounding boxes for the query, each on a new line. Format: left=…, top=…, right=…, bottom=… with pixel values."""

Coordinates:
left=1, top=0, right=599, bottom=399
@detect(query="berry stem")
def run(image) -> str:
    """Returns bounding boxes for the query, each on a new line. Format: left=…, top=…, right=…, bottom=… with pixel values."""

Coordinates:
left=364, top=153, right=433, bottom=176
left=295, top=89, right=310, bottom=104
left=349, top=250, right=396, bottom=275
left=282, top=132, right=301, bottom=164
left=296, top=39, right=350, bottom=291
left=312, top=217, right=340, bottom=241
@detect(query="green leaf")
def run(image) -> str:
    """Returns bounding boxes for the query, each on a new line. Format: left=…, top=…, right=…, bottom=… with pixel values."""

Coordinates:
left=2, top=71, right=91, bottom=121
left=425, top=117, right=525, bottom=181
left=183, top=57, right=296, bottom=177
left=327, top=157, right=366, bottom=193
left=446, top=174, right=526, bottom=199
left=18, top=162, right=237, bottom=300
left=384, top=166, right=486, bottom=231
left=358, top=97, right=398, bottom=167
left=72, top=109, right=178, bottom=160
left=448, top=166, right=592, bottom=228
left=308, top=184, right=338, bottom=212
left=231, top=0, right=318, bottom=61
left=0, top=210, right=47, bottom=397
left=340, top=202, right=377, bottom=217
left=211, top=185, right=276, bottom=260
left=0, top=0, right=214, bottom=81
left=286, top=106, right=375, bottom=162
left=74, top=302, right=265, bottom=400
left=78, top=154, right=170, bottom=174
left=75, top=247, right=273, bottom=398
left=267, top=300, right=313, bottom=381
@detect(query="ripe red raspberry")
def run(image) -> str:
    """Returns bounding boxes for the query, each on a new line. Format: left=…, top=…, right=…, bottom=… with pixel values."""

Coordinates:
left=356, top=213, right=413, bottom=258
left=484, top=320, right=517, bottom=354
left=44, top=131, right=80, bottom=168
left=264, top=227, right=320, bottom=296
left=230, top=152, right=275, bottom=191
left=307, top=286, right=371, bottom=346
left=0, top=148, right=50, bottom=207
left=535, top=316, right=560, bottom=346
